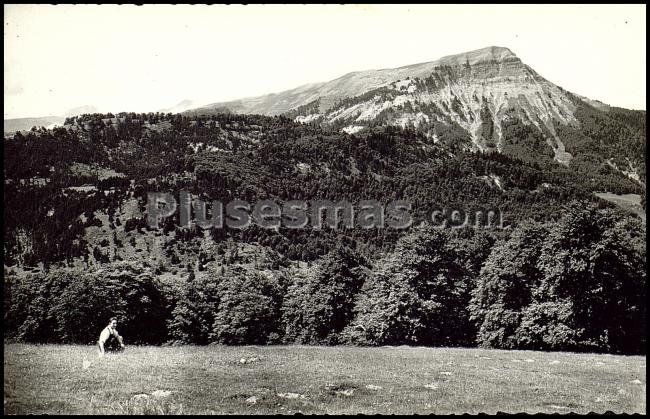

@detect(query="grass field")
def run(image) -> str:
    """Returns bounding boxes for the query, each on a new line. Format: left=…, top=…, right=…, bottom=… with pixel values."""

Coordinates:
left=3, top=344, right=646, bottom=415
left=595, top=192, right=645, bottom=221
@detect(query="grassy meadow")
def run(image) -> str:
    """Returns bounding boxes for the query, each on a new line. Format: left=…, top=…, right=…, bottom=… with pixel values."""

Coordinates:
left=595, top=192, right=645, bottom=221
left=3, top=343, right=646, bottom=415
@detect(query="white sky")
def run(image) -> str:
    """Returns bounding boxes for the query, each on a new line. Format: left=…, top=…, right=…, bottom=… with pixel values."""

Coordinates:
left=3, top=4, right=646, bottom=119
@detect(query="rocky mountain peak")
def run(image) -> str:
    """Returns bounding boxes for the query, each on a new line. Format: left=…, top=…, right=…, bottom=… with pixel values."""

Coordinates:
left=185, top=46, right=632, bottom=166
left=434, top=46, right=519, bottom=66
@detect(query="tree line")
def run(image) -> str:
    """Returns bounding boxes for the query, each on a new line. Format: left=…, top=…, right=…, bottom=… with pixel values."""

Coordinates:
left=5, top=201, right=645, bottom=354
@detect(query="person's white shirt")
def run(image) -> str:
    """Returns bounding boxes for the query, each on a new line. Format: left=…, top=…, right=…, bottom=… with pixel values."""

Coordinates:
left=98, top=320, right=124, bottom=356
left=98, top=326, right=118, bottom=345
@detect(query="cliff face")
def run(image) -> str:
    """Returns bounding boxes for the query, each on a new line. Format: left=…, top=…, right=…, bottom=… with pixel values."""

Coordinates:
left=292, top=47, right=577, bottom=163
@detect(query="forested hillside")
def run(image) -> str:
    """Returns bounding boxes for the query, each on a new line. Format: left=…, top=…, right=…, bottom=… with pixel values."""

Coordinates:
left=3, top=111, right=646, bottom=353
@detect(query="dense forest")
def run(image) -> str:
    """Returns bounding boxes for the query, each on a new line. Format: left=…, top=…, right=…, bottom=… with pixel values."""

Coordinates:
left=3, top=111, right=646, bottom=353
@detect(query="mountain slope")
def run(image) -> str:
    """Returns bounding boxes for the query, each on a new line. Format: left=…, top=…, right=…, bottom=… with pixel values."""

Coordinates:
left=187, top=46, right=645, bottom=173
left=190, top=47, right=525, bottom=117
left=4, top=111, right=643, bottom=268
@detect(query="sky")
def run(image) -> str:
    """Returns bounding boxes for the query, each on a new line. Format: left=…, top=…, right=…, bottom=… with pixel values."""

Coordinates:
left=3, top=4, right=647, bottom=119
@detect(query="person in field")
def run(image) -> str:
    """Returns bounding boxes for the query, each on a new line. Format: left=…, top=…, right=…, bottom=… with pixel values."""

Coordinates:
left=98, top=317, right=125, bottom=356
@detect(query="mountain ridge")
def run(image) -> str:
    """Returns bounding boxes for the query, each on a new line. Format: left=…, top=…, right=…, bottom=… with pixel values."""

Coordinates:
left=185, top=46, right=605, bottom=115
left=185, top=46, right=628, bottom=166
left=187, top=46, right=530, bottom=118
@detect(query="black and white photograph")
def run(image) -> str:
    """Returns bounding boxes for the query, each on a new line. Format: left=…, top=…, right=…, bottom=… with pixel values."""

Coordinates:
left=3, top=3, right=646, bottom=415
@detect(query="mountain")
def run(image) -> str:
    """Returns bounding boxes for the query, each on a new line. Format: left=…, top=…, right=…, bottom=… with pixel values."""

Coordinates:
left=158, top=99, right=200, bottom=114
left=190, top=47, right=528, bottom=117
left=3, top=116, right=65, bottom=135
left=3, top=47, right=646, bottom=354
left=4, top=105, right=100, bottom=135
left=4, top=101, right=204, bottom=136
left=187, top=46, right=645, bottom=177
left=3, top=46, right=645, bottom=271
